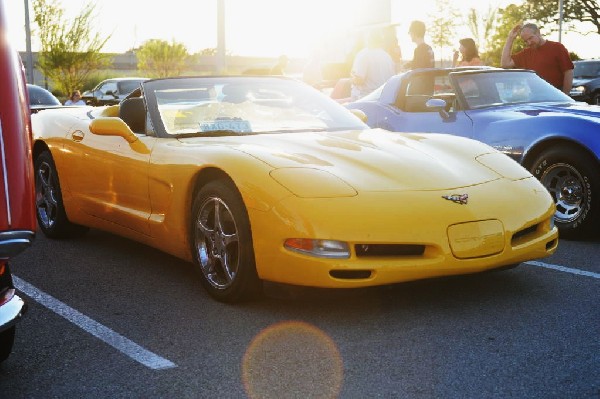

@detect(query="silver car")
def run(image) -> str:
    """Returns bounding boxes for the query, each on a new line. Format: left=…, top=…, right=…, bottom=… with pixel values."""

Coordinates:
left=82, top=77, right=148, bottom=106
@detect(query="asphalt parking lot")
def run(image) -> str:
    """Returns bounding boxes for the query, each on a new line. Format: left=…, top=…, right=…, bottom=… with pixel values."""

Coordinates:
left=1, top=229, right=599, bottom=398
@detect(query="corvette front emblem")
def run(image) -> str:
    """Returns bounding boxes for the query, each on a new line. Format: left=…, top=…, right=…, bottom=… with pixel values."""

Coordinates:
left=442, top=194, right=468, bottom=205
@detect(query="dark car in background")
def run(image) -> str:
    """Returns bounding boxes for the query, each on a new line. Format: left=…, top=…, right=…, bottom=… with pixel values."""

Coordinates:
left=570, top=59, right=600, bottom=105
left=27, top=83, right=62, bottom=113
left=82, top=77, right=148, bottom=106
left=0, top=0, right=37, bottom=362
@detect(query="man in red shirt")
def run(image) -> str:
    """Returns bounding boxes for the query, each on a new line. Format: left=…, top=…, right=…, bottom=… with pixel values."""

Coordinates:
left=501, top=23, right=574, bottom=94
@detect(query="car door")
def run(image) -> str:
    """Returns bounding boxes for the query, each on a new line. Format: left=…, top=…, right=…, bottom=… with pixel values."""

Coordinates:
left=384, top=71, right=474, bottom=137
left=62, top=115, right=154, bottom=236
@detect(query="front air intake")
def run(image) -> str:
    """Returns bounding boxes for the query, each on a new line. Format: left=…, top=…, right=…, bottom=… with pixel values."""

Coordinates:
left=355, top=244, right=425, bottom=257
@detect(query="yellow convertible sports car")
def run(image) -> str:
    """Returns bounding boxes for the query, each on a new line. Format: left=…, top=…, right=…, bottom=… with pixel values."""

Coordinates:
left=32, top=76, right=558, bottom=302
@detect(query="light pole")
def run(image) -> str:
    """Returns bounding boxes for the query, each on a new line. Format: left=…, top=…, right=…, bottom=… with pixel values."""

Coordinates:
left=24, top=0, right=34, bottom=83
left=558, top=0, right=564, bottom=43
left=217, top=0, right=226, bottom=74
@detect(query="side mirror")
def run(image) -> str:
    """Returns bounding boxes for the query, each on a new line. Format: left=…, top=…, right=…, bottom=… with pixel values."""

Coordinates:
left=89, top=117, right=138, bottom=143
left=425, top=98, right=449, bottom=119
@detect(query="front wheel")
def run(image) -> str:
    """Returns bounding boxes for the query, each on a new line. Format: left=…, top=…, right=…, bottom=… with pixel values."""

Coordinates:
left=34, top=150, right=89, bottom=238
left=531, top=146, right=600, bottom=238
left=191, top=180, right=262, bottom=303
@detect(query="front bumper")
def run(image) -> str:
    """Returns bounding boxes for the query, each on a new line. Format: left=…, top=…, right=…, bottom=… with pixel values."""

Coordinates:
left=0, top=289, right=27, bottom=332
left=249, top=177, right=559, bottom=288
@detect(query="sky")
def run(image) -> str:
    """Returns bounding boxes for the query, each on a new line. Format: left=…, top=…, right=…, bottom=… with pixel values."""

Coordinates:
left=5, top=0, right=599, bottom=60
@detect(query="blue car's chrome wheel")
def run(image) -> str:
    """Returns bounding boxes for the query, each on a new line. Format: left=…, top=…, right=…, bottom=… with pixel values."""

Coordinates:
left=532, top=146, right=599, bottom=238
left=541, top=163, right=585, bottom=223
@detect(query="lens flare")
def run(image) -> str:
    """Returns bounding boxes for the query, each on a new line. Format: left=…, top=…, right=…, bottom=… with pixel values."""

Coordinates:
left=242, top=320, right=344, bottom=398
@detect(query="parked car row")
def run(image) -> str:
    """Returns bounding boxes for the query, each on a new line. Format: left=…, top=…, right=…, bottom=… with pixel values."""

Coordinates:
left=26, top=77, right=149, bottom=111
left=345, top=66, right=600, bottom=239
left=81, top=77, right=148, bottom=106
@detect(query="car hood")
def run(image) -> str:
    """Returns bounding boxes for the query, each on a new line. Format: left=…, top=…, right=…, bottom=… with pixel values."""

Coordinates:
left=183, top=129, right=521, bottom=192
left=573, top=77, right=599, bottom=86
left=478, top=102, right=600, bottom=119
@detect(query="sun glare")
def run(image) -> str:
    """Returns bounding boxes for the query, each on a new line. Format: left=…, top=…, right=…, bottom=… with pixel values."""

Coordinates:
left=6, top=0, right=598, bottom=60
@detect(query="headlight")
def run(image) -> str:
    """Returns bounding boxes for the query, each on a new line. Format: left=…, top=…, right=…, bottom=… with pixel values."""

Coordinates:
left=284, top=238, right=350, bottom=258
left=570, top=86, right=586, bottom=95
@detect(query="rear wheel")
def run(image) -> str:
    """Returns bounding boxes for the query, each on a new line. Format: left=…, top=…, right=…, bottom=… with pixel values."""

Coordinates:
left=34, top=150, right=89, bottom=238
left=191, top=180, right=262, bottom=302
left=531, top=146, right=600, bottom=238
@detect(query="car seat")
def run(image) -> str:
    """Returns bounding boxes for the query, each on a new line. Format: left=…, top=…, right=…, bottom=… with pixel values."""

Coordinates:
left=119, top=97, right=146, bottom=133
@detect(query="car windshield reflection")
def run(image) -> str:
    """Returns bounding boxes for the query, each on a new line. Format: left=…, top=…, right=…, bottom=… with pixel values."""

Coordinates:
left=143, top=77, right=368, bottom=136
left=454, top=71, right=574, bottom=109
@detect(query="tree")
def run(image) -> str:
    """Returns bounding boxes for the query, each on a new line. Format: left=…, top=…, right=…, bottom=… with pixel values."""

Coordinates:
left=33, top=0, right=111, bottom=96
left=482, top=4, right=528, bottom=67
left=137, top=39, right=189, bottom=78
left=197, top=48, right=219, bottom=56
left=428, top=0, right=461, bottom=65
left=465, top=6, right=498, bottom=54
left=521, top=0, right=600, bottom=35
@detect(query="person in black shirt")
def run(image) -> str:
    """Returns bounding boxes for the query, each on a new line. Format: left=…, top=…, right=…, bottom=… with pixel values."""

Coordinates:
left=405, top=20, right=435, bottom=70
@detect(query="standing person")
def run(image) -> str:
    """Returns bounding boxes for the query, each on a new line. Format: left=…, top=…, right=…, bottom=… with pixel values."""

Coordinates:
left=64, top=90, right=86, bottom=105
left=404, top=20, right=435, bottom=70
left=349, top=29, right=396, bottom=100
left=452, top=38, right=484, bottom=67
left=382, top=25, right=402, bottom=72
left=501, top=22, right=574, bottom=94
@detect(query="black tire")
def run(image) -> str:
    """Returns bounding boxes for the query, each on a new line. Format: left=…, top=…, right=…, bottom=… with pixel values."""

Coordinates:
left=191, top=180, right=262, bottom=303
left=34, top=150, right=89, bottom=238
left=0, top=326, right=15, bottom=363
left=592, top=93, right=600, bottom=106
left=531, top=146, right=600, bottom=238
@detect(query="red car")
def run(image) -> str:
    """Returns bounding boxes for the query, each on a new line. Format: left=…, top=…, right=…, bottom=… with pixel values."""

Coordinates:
left=0, top=2, right=37, bottom=362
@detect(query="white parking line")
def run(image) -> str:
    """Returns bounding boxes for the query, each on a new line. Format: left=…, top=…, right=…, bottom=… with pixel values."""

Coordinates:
left=525, top=261, right=600, bottom=279
left=13, top=276, right=177, bottom=370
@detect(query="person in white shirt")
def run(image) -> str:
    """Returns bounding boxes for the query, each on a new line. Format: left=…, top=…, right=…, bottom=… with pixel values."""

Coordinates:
left=64, top=90, right=86, bottom=106
left=350, top=29, right=396, bottom=100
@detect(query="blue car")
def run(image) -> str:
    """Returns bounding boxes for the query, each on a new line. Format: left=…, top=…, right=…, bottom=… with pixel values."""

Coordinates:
left=346, top=67, right=600, bottom=238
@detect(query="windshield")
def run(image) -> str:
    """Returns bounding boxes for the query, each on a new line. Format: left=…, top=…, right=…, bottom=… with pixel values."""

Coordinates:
left=453, top=71, right=574, bottom=109
left=573, top=61, right=600, bottom=78
left=142, top=77, right=368, bottom=136
left=118, top=79, right=146, bottom=94
left=27, top=84, right=61, bottom=106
